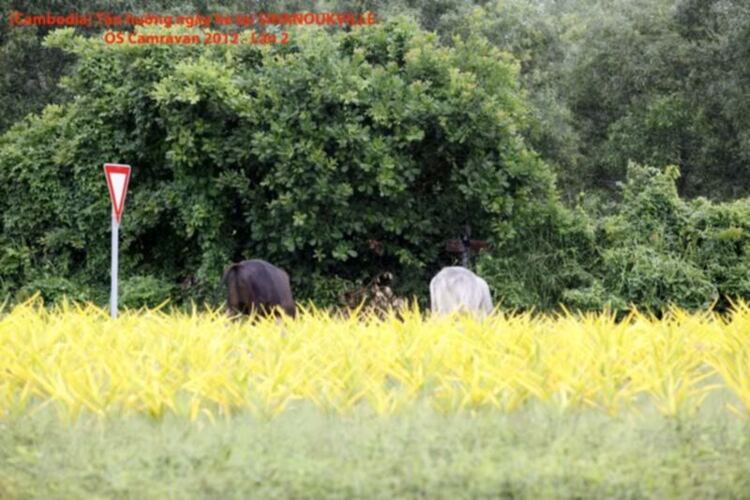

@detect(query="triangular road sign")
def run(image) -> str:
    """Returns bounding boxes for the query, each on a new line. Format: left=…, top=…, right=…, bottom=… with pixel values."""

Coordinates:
left=104, top=163, right=131, bottom=224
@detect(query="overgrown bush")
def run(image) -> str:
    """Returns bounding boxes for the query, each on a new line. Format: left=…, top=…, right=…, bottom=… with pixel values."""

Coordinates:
left=682, top=198, right=750, bottom=303
left=593, top=245, right=717, bottom=311
left=481, top=163, right=750, bottom=313
left=476, top=198, right=597, bottom=311
left=592, top=164, right=750, bottom=312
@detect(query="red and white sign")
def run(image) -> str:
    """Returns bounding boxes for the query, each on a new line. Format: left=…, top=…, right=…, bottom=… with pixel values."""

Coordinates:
left=103, top=163, right=131, bottom=224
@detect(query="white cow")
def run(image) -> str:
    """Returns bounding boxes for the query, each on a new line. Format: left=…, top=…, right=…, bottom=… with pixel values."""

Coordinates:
left=429, top=266, right=493, bottom=317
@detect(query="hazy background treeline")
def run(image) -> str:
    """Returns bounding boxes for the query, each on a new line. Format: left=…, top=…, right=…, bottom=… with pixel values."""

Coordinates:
left=1, top=0, right=749, bottom=313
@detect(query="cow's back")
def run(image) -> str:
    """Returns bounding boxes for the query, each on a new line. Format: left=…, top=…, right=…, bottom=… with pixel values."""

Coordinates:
left=224, top=259, right=296, bottom=317
left=430, top=266, right=493, bottom=316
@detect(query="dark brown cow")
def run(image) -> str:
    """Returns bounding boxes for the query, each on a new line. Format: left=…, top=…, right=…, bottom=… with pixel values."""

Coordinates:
left=222, top=259, right=296, bottom=318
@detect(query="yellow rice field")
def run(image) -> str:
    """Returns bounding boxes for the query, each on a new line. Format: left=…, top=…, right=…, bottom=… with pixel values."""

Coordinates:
left=1, top=297, right=749, bottom=422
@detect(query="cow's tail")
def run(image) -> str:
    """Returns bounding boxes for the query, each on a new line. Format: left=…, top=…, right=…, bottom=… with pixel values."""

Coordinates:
left=221, top=263, right=239, bottom=288
left=221, top=264, right=241, bottom=314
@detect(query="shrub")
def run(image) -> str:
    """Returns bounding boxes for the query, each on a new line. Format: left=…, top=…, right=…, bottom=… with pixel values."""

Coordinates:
left=120, top=275, right=174, bottom=309
left=476, top=198, right=597, bottom=311
left=481, top=163, right=750, bottom=313
left=16, top=276, right=93, bottom=303
left=598, top=245, right=717, bottom=312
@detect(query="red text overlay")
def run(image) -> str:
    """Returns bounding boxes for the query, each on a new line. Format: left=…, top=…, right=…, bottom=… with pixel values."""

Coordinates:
left=7, top=11, right=377, bottom=28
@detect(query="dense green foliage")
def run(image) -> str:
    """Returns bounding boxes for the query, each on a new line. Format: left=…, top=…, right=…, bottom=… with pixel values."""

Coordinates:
left=432, top=0, right=750, bottom=200
left=583, top=165, right=750, bottom=312
left=4, top=0, right=750, bottom=198
left=480, top=164, right=750, bottom=313
left=0, top=19, right=555, bottom=304
left=2, top=0, right=750, bottom=311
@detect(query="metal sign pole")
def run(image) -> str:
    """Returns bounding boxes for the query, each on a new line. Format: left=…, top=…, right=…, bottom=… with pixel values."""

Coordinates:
left=103, top=163, right=130, bottom=320
left=110, top=210, right=118, bottom=319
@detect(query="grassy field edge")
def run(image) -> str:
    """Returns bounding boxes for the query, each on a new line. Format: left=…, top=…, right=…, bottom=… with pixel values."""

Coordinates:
left=2, top=402, right=749, bottom=499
